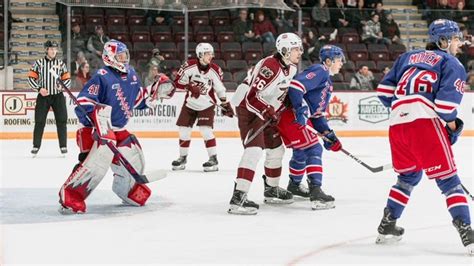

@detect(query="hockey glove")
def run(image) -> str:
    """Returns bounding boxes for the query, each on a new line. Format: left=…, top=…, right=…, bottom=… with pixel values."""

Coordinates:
left=187, top=84, right=201, bottom=98
left=294, top=105, right=309, bottom=127
left=220, top=101, right=235, bottom=118
left=322, top=130, right=342, bottom=152
left=445, top=118, right=464, bottom=145
left=262, top=105, right=279, bottom=125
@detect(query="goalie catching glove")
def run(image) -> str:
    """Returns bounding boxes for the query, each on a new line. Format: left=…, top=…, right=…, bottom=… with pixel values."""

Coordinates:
left=146, top=74, right=175, bottom=108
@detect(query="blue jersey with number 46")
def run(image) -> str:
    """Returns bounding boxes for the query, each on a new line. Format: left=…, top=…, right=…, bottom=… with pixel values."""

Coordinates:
left=376, top=49, right=466, bottom=126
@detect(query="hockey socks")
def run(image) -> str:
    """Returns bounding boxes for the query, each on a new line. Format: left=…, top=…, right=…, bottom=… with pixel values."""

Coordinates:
left=437, top=175, right=471, bottom=225
left=386, top=171, right=422, bottom=219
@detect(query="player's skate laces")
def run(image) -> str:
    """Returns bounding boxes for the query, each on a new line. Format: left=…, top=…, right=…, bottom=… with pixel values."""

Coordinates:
left=308, top=182, right=335, bottom=210
left=228, top=186, right=259, bottom=215
left=171, top=155, right=187, bottom=170
left=287, top=180, right=310, bottom=198
left=453, top=219, right=474, bottom=255
left=202, top=155, right=218, bottom=172
left=263, top=175, right=294, bottom=204
left=376, top=207, right=404, bottom=244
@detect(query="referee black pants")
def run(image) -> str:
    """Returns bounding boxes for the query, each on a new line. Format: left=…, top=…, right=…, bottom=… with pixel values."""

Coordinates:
left=33, top=93, right=68, bottom=148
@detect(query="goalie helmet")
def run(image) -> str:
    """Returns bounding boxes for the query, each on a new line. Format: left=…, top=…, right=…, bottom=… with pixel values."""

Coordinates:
left=196, top=43, right=214, bottom=58
left=276, top=33, right=303, bottom=57
left=102, top=40, right=130, bottom=73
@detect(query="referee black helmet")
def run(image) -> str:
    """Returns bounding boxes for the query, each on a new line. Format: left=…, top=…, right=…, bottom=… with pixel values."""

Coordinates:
left=44, top=40, right=59, bottom=49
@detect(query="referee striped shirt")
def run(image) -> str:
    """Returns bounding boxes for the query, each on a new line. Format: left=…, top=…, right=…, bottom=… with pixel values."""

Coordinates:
left=28, top=56, right=71, bottom=95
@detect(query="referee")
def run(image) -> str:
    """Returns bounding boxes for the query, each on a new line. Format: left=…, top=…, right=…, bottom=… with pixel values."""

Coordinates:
left=28, top=40, right=71, bottom=156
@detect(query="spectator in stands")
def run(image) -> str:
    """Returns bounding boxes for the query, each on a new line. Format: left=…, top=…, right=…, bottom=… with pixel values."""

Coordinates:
left=448, top=0, right=464, bottom=9
left=87, top=25, right=110, bottom=60
left=350, top=65, right=376, bottom=90
left=253, top=10, right=277, bottom=43
left=73, top=62, right=91, bottom=90
left=145, top=9, right=172, bottom=26
left=233, top=9, right=258, bottom=43
left=467, top=71, right=474, bottom=86
left=453, top=1, right=469, bottom=27
left=373, top=2, right=388, bottom=24
left=267, top=8, right=295, bottom=33
left=330, top=0, right=351, bottom=29
left=362, top=14, right=391, bottom=45
left=71, top=22, right=87, bottom=57
left=312, top=0, right=331, bottom=27
left=432, top=0, right=453, bottom=23
left=382, top=66, right=391, bottom=76
left=144, top=65, right=160, bottom=87
left=147, top=48, right=164, bottom=72
left=382, top=13, right=403, bottom=45
left=457, top=26, right=471, bottom=72
left=349, top=0, right=370, bottom=31
left=71, top=51, right=87, bottom=76
left=364, top=0, right=379, bottom=9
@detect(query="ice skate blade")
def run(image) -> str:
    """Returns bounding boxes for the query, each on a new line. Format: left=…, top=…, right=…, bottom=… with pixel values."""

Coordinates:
left=227, top=205, right=258, bottom=215
left=264, top=197, right=294, bottom=204
left=311, top=200, right=335, bottom=210
left=172, top=165, right=186, bottom=171
left=466, top=243, right=474, bottom=256
left=375, top=234, right=402, bottom=244
left=58, top=206, right=84, bottom=215
left=203, top=166, right=218, bottom=172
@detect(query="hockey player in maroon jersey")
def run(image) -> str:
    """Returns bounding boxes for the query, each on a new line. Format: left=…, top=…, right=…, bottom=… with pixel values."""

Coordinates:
left=375, top=19, right=473, bottom=254
left=172, top=43, right=234, bottom=172
left=228, top=33, right=303, bottom=215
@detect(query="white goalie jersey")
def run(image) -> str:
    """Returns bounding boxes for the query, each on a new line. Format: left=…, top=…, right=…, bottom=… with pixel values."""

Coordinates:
left=174, top=59, right=227, bottom=111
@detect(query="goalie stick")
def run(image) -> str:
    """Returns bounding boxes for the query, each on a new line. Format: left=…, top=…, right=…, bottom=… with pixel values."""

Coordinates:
left=50, top=69, right=166, bottom=184
left=304, top=125, right=392, bottom=173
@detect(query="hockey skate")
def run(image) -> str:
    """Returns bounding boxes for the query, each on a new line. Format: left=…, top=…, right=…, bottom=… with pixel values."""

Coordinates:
left=287, top=180, right=310, bottom=198
left=228, top=185, right=259, bottom=215
left=203, top=155, right=218, bottom=172
left=453, top=219, right=474, bottom=255
left=171, top=155, right=187, bottom=170
left=375, top=207, right=404, bottom=244
left=31, top=147, right=39, bottom=157
left=263, top=175, right=294, bottom=204
left=308, top=182, right=335, bottom=210
left=58, top=205, right=85, bottom=215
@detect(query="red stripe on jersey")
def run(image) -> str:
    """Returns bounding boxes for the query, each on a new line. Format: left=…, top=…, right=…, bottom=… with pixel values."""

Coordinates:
left=376, top=88, right=394, bottom=94
left=265, top=167, right=282, bottom=178
left=289, top=167, right=305, bottom=176
left=306, top=165, right=323, bottom=175
left=290, top=80, right=306, bottom=93
left=392, top=97, right=433, bottom=111
left=238, top=167, right=255, bottom=182
left=179, top=139, right=190, bottom=147
left=204, top=138, right=216, bottom=148
left=435, top=103, right=455, bottom=111
left=389, top=188, right=409, bottom=205
left=446, top=194, right=468, bottom=208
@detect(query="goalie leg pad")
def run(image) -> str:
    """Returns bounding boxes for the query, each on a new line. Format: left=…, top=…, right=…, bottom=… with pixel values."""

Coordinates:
left=59, top=140, right=115, bottom=213
left=111, top=133, right=151, bottom=206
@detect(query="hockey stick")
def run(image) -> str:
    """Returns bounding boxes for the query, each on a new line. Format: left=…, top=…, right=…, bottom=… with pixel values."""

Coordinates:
left=461, top=184, right=474, bottom=201
left=304, top=125, right=392, bottom=173
left=243, top=107, right=287, bottom=145
left=50, top=70, right=166, bottom=184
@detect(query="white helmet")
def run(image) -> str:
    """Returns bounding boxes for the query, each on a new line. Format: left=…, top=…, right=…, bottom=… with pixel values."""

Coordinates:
left=196, top=43, right=214, bottom=58
left=276, top=33, right=303, bottom=57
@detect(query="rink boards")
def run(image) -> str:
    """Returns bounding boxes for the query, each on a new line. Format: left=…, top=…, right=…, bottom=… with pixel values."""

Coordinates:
left=0, top=91, right=473, bottom=139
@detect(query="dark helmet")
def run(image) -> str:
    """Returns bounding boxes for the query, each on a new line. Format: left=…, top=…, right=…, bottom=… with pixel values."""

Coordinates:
left=44, top=40, right=59, bottom=49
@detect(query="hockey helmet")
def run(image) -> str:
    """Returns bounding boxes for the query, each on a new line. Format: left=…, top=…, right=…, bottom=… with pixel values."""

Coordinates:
left=319, top=45, right=346, bottom=63
left=44, top=40, right=59, bottom=49
left=196, top=43, right=214, bottom=58
left=429, top=19, right=462, bottom=44
left=102, top=39, right=130, bottom=73
left=276, top=32, right=303, bottom=57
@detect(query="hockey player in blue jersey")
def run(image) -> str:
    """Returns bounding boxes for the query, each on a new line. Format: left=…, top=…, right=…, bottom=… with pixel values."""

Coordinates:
left=278, top=45, right=345, bottom=210
left=58, top=40, right=171, bottom=214
left=374, top=19, right=473, bottom=254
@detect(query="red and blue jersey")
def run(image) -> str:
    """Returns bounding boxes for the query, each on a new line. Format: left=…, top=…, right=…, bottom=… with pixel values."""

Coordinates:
left=76, top=66, right=148, bottom=129
left=288, top=64, right=333, bottom=132
left=377, top=49, right=466, bottom=125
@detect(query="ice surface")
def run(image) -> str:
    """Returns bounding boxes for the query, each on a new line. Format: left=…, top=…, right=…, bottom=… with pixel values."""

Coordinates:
left=1, top=137, right=473, bottom=265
